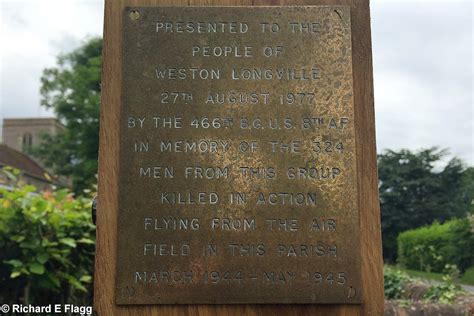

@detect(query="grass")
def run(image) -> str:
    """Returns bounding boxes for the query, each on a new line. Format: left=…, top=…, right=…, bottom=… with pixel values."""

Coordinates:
left=404, top=268, right=444, bottom=282
left=461, top=267, right=474, bottom=285
left=390, top=266, right=474, bottom=286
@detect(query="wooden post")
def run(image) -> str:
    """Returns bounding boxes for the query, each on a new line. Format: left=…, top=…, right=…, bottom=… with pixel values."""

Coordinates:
left=94, top=0, right=383, bottom=315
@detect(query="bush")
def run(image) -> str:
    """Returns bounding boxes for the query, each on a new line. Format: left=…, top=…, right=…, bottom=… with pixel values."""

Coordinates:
left=0, top=168, right=95, bottom=305
left=384, top=266, right=412, bottom=299
left=397, top=218, right=474, bottom=273
left=423, top=266, right=464, bottom=305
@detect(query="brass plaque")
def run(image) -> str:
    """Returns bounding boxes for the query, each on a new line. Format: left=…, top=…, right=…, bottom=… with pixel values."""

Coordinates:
left=117, top=6, right=361, bottom=305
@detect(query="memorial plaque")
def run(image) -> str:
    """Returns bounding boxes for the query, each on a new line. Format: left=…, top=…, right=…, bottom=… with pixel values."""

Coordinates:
left=117, top=6, right=361, bottom=304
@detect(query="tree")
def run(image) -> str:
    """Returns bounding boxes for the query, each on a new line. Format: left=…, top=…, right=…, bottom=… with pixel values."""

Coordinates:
left=33, top=38, right=102, bottom=194
left=378, top=148, right=471, bottom=262
left=460, top=167, right=474, bottom=215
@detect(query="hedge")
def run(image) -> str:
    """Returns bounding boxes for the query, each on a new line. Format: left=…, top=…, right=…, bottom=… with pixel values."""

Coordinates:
left=397, top=218, right=474, bottom=273
left=0, top=168, right=95, bottom=305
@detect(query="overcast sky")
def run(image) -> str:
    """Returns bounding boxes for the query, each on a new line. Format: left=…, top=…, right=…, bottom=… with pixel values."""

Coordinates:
left=0, top=0, right=472, bottom=165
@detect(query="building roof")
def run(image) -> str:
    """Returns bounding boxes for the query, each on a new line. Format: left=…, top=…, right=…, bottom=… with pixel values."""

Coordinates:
left=0, top=144, right=51, bottom=182
left=3, top=117, right=65, bottom=130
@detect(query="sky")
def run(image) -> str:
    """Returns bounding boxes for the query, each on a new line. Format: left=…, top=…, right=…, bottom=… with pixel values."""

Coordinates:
left=0, top=0, right=472, bottom=165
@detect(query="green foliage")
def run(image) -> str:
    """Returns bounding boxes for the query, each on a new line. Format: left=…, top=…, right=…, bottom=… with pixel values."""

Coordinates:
left=0, top=168, right=95, bottom=305
left=397, top=218, right=474, bottom=273
left=461, top=167, right=474, bottom=215
left=385, top=265, right=467, bottom=304
left=443, top=264, right=461, bottom=282
left=423, top=265, right=464, bottom=304
left=32, top=38, right=102, bottom=194
left=461, top=266, right=474, bottom=285
left=378, top=148, right=472, bottom=261
left=403, top=268, right=444, bottom=282
left=384, top=266, right=412, bottom=299
left=423, top=282, right=461, bottom=305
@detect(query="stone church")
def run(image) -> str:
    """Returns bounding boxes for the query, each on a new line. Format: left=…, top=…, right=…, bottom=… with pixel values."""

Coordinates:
left=0, top=118, right=68, bottom=190
left=2, top=118, right=65, bottom=153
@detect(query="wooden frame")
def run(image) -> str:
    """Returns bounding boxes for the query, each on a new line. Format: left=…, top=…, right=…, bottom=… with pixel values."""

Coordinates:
left=94, top=0, right=383, bottom=315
